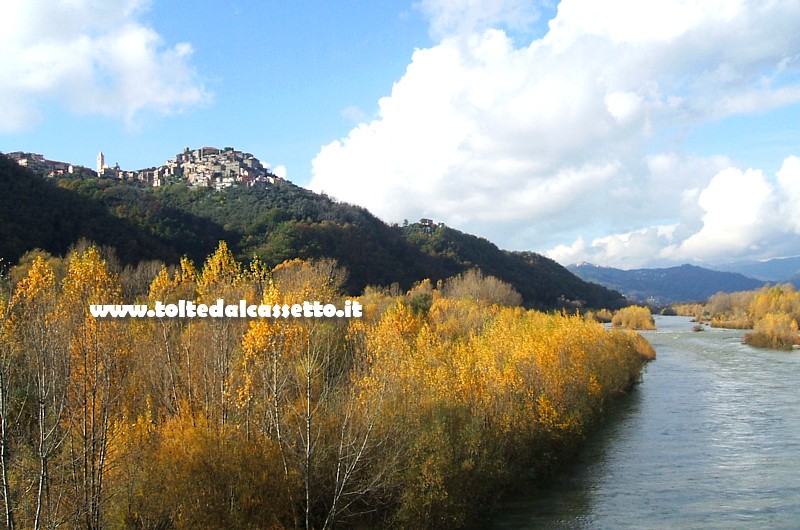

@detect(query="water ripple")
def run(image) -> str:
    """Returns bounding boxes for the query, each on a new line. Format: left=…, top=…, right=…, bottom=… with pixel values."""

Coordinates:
left=492, top=316, right=800, bottom=529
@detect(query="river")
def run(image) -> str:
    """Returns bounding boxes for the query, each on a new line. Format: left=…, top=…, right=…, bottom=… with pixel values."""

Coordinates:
left=491, top=315, right=800, bottom=529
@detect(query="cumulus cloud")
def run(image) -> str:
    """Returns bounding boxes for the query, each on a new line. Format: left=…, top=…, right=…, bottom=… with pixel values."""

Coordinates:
left=550, top=157, right=800, bottom=268
left=310, top=0, right=800, bottom=267
left=668, top=167, right=778, bottom=260
left=548, top=226, right=679, bottom=270
left=0, top=0, right=209, bottom=131
left=776, top=156, right=800, bottom=232
left=272, top=165, right=288, bottom=180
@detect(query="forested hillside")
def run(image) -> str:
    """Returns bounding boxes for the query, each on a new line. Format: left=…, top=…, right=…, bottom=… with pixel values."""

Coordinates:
left=1, top=154, right=624, bottom=308
left=402, top=224, right=625, bottom=308
left=0, top=155, right=211, bottom=265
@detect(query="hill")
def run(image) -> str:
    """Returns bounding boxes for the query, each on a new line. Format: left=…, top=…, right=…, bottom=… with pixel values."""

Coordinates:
left=0, top=151, right=624, bottom=308
left=568, top=262, right=766, bottom=304
left=402, top=224, right=625, bottom=308
left=0, top=154, right=227, bottom=265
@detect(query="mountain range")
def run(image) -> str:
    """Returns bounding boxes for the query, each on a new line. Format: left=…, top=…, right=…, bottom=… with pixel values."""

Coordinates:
left=567, top=262, right=768, bottom=305
left=0, top=152, right=625, bottom=309
left=713, top=256, right=800, bottom=283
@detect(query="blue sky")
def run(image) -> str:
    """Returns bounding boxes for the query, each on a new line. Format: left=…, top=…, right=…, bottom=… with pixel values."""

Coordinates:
left=3, top=1, right=800, bottom=269
left=0, top=1, right=435, bottom=177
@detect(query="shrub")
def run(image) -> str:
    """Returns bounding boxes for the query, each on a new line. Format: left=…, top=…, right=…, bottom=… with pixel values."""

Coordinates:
left=585, top=308, right=613, bottom=323
left=672, top=302, right=706, bottom=321
left=611, top=305, right=656, bottom=330
left=441, top=268, right=522, bottom=307
left=710, top=316, right=753, bottom=329
left=744, top=312, right=800, bottom=350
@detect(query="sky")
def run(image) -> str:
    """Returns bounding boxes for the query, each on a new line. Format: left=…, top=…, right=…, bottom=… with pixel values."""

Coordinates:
left=2, top=0, right=800, bottom=270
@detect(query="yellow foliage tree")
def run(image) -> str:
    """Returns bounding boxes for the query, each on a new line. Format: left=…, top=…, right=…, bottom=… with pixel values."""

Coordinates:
left=5, top=257, right=70, bottom=529
left=58, top=247, right=130, bottom=530
left=612, top=305, right=656, bottom=330
left=745, top=311, right=799, bottom=350
left=0, top=243, right=657, bottom=529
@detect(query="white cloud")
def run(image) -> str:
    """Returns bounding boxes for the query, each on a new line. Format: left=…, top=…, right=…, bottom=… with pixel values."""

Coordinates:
left=310, top=0, right=800, bottom=267
left=548, top=225, right=679, bottom=269
left=777, top=156, right=800, bottom=232
left=341, top=105, right=369, bottom=123
left=604, top=91, right=643, bottom=124
left=547, top=235, right=587, bottom=265
left=272, top=165, right=288, bottom=180
left=415, top=0, right=541, bottom=37
left=0, top=0, right=209, bottom=131
left=544, top=0, right=740, bottom=46
left=547, top=158, right=800, bottom=268
left=669, top=167, right=778, bottom=260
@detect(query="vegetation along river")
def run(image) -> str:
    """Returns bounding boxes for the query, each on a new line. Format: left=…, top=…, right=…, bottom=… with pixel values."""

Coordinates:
left=491, top=315, right=800, bottom=529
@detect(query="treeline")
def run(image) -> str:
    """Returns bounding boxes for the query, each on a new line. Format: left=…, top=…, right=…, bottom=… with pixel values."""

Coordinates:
left=674, top=284, right=800, bottom=349
left=0, top=243, right=653, bottom=529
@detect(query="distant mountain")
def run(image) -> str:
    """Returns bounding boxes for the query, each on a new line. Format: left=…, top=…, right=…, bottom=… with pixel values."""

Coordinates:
left=567, top=263, right=766, bottom=304
left=0, top=152, right=624, bottom=309
left=713, top=256, right=800, bottom=283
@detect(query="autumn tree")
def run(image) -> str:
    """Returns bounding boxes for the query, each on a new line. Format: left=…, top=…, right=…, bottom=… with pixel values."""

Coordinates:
left=139, top=256, right=199, bottom=417
left=611, top=305, right=656, bottom=330
left=441, top=268, right=522, bottom=307
left=121, top=411, right=294, bottom=530
left=0, top=291, right=18, bottom=530
left=191, top=241, right=250, bottom=430
left=4, top=257, right=70, bottom=529
left=692, top=284, right=800, bottom=349
left=745, top=311, right=800, bottom=350
left=0, top=241, right=656, bottom=529
left=239, top=257, right=393, bottom=529
left=58, top=247, right=130, bottom=530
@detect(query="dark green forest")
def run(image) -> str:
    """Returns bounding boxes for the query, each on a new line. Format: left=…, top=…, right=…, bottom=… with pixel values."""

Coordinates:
left=0, top=154, right=624, bottom=308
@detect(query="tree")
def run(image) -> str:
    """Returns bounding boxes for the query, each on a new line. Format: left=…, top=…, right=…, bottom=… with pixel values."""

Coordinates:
left=441, top=269, right=522, bottom=307
left=192, top=242, right=249, bottom=430
left=239, top=258, right=395, bottom=529
left=143, top=257, right=198, bottom=417
left=611, top=306, right=656, bottom=330
left=5, top=257, right=69, bottom=529
left=0, top=293, right=18, bottom=530
left=58, top=247, right=130, bottom=530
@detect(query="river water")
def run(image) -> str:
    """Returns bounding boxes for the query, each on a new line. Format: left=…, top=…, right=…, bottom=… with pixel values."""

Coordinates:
left=491, top=315, right=800, bottom=529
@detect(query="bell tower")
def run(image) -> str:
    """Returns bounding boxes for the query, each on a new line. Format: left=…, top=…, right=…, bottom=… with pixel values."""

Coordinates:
left=97, top=151, right=105, bottom=174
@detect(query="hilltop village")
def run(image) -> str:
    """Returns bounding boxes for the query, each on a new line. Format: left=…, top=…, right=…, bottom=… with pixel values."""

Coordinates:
left=5, top=146, right=285, bottom=189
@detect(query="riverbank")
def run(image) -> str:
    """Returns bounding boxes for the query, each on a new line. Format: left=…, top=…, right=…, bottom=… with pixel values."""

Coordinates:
left=0, top=248, right=655, bottom=530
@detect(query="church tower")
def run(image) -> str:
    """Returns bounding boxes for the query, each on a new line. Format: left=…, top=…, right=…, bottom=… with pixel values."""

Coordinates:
left=97, top=151, right=105, bottom=174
